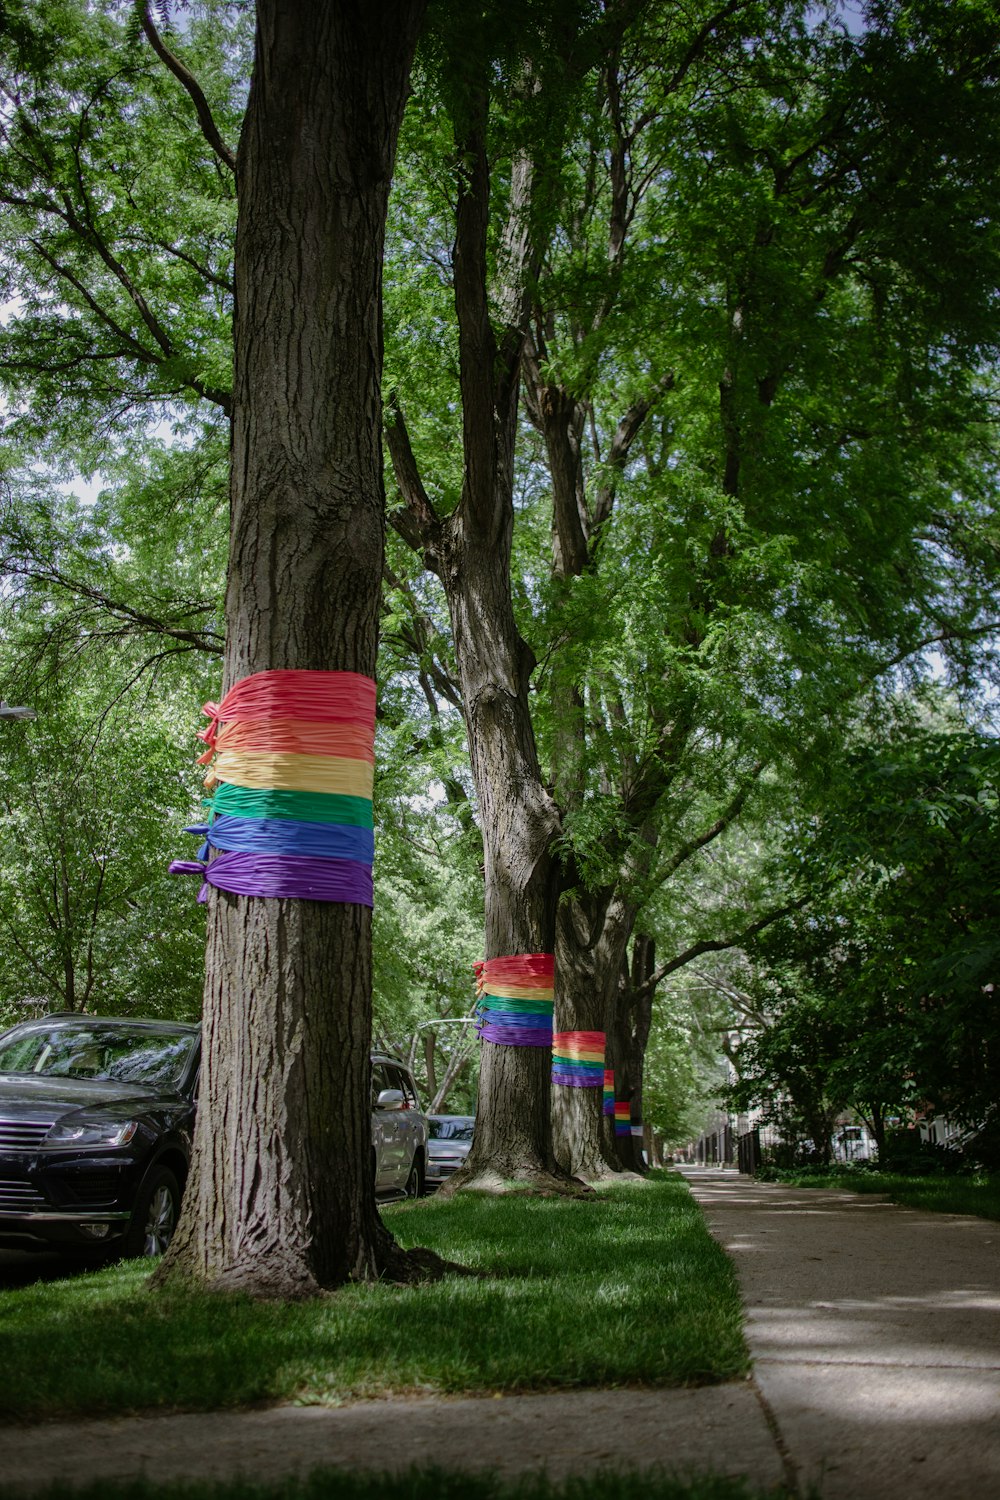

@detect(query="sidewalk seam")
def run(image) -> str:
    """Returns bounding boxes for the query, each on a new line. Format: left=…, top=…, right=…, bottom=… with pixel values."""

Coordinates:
left=755, top=1356, right=1000, bottom=1372
left=749, top=1373, right=801, bottom=1498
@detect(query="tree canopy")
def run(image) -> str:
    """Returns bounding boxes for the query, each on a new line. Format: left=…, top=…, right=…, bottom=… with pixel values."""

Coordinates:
left=0, top=0, right=998, bottom=1221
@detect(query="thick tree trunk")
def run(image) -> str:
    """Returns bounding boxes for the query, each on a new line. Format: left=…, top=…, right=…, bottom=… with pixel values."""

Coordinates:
left=414, top=91, right=570, bottom=1195
left=552, top=889, right=632, bottom=1180
left=157, top=0, right=425, bottom=1296
left=438, top=524, right=566, bottom=1190
left=869, top=1101, right=888, bottom=1163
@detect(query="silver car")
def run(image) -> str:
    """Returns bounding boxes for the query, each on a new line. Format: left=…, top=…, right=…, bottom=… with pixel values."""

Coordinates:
left=371, top=1053, right=428, bottom=1198
left=425, top=1114, right=475, bottom=1188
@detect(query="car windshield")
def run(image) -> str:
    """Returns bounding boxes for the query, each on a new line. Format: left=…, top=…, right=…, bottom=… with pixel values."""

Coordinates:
left=0, top=1024, right=197, bottom=1091
left=429, top=1117, right=475, bottom=1141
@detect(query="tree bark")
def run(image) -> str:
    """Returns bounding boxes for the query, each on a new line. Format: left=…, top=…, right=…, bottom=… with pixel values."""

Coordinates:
left=387, top=82, right=569, bottom=1194
left=552, top=889, right=632, bottom=1180
left=435, top=475, right=565, bottom=1189
left=156, top=0, right=426, bottom=1296
left=612, top=932, right=656, bottom=1174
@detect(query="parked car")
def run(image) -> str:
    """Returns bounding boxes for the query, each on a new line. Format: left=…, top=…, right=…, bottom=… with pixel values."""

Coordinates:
left=0, top=1013, right=200, bottom=1259
left=425, top=1114, right=475, bottom=1188
left=371, top=1052, right=428, bottom=1199
left=0, top=1015, right=429, bottom=1260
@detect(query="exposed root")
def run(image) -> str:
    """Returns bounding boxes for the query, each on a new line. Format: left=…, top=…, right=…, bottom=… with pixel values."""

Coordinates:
left=151, top=1244, right=325, bottom=1301
left=573, top=1159, right=629, bottom=1184
left=374, top=1242, right=481, bottom=1284
left=438, top=1166, right=595, bottom=1200
left=372, top=1217, right=479, bottom=1284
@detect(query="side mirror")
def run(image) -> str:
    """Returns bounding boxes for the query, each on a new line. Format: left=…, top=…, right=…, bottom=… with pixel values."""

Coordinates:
left=375, top=1088, right=405, bottom=1111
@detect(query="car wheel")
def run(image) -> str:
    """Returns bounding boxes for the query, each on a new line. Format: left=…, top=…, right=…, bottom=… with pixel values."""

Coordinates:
left=124, top=1166, right=181, bottom=1258
left=403, top=1152, right=424, bottom=1199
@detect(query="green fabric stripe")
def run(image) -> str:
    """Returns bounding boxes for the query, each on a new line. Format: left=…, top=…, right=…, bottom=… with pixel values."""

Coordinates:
left=208, top=784, right=373, bottom=829
left=479, top=994, right=555, bottom=1014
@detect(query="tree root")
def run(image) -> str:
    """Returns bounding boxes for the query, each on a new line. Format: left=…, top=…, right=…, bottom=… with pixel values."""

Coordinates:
left=371, top=1218, right=479, bottom=1284
left=374, top=1242, right=481, bottom=1284
left=437, top=1165, right=596, bottom=1199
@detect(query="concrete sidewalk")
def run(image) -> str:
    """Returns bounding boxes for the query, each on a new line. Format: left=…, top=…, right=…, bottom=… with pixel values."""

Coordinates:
left=2, top=1169, right=998, bottom=1498
left=682, top=1165, right=1000, bottom=1499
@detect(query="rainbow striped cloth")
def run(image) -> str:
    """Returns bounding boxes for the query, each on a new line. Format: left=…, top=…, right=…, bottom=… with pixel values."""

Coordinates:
left=171, top=669, right=375, bottom=905
left=603, top=1068, right=615, bottom=1117
left=475, top=953, right=554, bottom=1048
left=552, top=1031, right=605, bottom=1087
left=614, top=1102, right=631, bottom=1138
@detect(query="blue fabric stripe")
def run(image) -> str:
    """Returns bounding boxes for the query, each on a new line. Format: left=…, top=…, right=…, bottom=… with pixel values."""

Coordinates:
left=200, top=815, right=374, bottom=864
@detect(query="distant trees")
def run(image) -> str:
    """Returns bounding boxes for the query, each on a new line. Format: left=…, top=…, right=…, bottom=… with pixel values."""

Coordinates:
left=727, top=720, right=1000, bottom=1163
left=0, top=659, right=206, bottom=1026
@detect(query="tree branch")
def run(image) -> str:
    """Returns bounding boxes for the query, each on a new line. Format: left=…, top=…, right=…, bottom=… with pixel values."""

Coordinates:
left=385, top=396, right=443, bottom=563
left=635, top=895, right=811, bottom=1002
left=2, top=558, right=224, bottom=655
left=655, top=761, right=765, bottom=885
left=140, top=4, right=237, bottom=173
left=591, top=369, right=676, bottom=536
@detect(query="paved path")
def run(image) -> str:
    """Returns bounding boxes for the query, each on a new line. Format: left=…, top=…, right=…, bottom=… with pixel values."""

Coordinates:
left=682, top=1166, right=1000, bottom=1499
left=2, top=1169, right=998, bottom=1498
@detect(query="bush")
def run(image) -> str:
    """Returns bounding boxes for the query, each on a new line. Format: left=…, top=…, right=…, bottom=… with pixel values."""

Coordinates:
left=753, top=1161, right=875, bottom=1183
left=880, top=1130, right=969, bottom=1176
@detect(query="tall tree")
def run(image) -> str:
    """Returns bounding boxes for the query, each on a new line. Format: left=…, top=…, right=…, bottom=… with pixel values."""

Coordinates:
left=156, top=0, right=428, bottom=1295
left=386, top=1, right=625, bottom=1190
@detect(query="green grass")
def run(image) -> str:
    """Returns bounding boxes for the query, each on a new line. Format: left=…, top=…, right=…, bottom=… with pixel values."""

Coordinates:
left=25, top=1469, right=794, bottom=1500
left=767, top=1169, right=1000, bottom=1220
left=0, top=1175, right=748, bottom=1424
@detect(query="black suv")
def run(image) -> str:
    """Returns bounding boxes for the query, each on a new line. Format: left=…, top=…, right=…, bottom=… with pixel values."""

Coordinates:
left=0, top=1014, right=200, bottom=1259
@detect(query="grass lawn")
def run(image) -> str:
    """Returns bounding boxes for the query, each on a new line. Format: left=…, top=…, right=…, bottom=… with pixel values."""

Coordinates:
left=767, top=1169, right=1000, bottom=1221
left=26, top=1469, right=793, bottom=1500
left=0, top=1173, right=748, bottom=1424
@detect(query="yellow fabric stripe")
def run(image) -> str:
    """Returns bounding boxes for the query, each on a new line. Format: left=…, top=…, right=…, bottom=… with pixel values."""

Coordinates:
left=479, top=982, right=555, bottom=1002
left=209, top=750, right=374, bottom=799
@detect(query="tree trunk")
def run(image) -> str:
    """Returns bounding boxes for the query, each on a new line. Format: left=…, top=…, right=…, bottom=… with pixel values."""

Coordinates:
left=156, top=0, right=425, bottom=1296
left=438, top=524, right=566, bottom=1190
left=610, top=932, right=655, bottom=1174
left=862, top=1100, right=888, bottom=1162
left=552, top=888, right=632, bottom=1180
left=408, top=88, right=570, bottom=1195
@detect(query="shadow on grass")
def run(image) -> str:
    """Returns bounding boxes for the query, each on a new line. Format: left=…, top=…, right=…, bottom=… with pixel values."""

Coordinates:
left=0, top=1176, right=749, bottom=1423
left=28, top=1466, right=798, bottom=1500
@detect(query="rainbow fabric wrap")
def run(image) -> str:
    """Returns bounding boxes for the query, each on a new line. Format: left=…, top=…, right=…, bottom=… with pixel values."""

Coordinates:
left=552, top=1030, right=605, bottom=1087
left=475, top=953, right=554, bottom=1048
left=603, top=1068, right=615, bottom=1117
left=614, top=1102, right=631, bottom=1138
left=170, top=669, right=376, bottom=906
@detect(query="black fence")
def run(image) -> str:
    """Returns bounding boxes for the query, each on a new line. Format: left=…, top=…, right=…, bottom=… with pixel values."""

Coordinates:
left=737, top=1128, right=761, bottom=1176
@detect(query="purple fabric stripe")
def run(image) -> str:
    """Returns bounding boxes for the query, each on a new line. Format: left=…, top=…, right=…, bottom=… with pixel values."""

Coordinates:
left=477, top=1021, right=553, bottom=1048
left=552, top=1068, right=602, bottom=1087
left=172, top=852, right=373, bottom=906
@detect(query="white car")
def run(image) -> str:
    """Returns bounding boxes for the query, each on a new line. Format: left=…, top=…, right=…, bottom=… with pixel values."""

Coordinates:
left=371, top=1053, right=428, bottom=1198
left=425, top=1114, right=475, bottom=1188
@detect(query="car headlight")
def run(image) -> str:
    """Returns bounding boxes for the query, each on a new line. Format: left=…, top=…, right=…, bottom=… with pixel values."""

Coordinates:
left=43, top=1118, right=139, bottom=1148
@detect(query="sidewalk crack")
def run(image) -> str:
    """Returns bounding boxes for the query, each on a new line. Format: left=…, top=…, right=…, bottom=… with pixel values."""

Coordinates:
left=749, top=1372, right=802, bottom=1498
